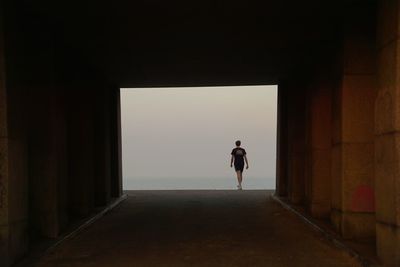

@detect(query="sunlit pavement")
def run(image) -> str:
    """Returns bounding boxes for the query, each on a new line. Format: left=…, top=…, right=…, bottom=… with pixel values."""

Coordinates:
left=35, top=190, right=360, bottom=267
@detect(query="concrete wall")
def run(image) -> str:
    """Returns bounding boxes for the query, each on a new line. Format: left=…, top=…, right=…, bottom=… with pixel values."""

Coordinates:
left=0, top=10, right=30, bottom=265
left=67, top=88, right=96, bottom=216
left=276, top=84, right=288, bottom=197
left=286, top=80, right=307, bottom=204
left=375, top=0, right=400, bottom=265
left=28, top=88, right=69, bottom=238
left=0, top=9, right=14, bottom=266
left=278, top=2, right=400, bottom=266
left=0, top=84, right=122, bottom=267
left=330, top=4, right=377, bottom=240
left=110, top=88, right=123, bottom=198
left=0, top=10, right=124, bottom=265
left=0, top=84, right=123, bottom=267
left=305, top=75, right=333, bottom=219
left=94, top=87, right=113, bottom=206
left=1, top=83, right=30, bottom=267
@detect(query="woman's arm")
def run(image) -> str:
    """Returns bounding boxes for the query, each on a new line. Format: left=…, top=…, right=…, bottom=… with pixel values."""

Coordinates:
left=244, top=155, right=249, bottom=169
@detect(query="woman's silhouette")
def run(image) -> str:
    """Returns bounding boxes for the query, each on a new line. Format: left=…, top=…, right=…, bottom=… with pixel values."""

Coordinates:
left=230, top=140, right=249, bottom=190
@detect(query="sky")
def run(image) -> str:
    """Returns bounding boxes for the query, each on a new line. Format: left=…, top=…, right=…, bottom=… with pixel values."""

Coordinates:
left=120, top=85, right=277, bottom=189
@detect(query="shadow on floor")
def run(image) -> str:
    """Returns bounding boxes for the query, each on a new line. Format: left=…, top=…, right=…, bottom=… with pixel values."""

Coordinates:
left=34, top=190, right=361, bottom=267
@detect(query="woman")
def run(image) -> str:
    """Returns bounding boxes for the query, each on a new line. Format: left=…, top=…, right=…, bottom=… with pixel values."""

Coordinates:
left=230, top=140, right=249, bottom=190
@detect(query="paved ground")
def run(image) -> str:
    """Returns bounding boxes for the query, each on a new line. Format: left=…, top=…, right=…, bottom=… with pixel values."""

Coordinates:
left=35, top=191, right=360, bottom=267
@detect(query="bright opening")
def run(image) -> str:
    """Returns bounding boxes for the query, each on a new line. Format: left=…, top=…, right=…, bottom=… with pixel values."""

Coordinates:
left=121, top=86, right=277, bottom=190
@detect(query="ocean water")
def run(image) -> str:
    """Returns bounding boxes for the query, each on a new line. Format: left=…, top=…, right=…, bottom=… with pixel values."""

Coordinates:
left=123, top=177, right=276, bottom=190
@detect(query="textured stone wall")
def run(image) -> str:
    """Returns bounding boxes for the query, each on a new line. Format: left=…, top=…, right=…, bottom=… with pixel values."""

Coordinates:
left=286, top=81, right=307, bottom=204
left=110, top=88, right=123, bottom=198
left=330, top=3, right=377, bottom=239
left=0, top=7, right=31, bottom=265
left=67, top=87, right=96, bottom=217
left=0, top=11, right=123, bottom=265
left=94, top=87, right=113, bottom=206
left=276, top=85, right=288, bottom=197
left=28, top=88, right=69, bottom=238
left=305, top=76, right=333, bottom=219
left=375, top=0, right=400, bottom=265
left=0, top=7, right=10, bottom=265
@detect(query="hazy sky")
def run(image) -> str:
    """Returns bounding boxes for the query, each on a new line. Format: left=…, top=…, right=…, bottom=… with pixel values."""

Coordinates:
left=121, top=86, right=277, bottom=185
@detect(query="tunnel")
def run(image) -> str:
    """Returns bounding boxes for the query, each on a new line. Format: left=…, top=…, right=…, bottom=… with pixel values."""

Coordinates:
left=0, top=0, right=400, bottom=266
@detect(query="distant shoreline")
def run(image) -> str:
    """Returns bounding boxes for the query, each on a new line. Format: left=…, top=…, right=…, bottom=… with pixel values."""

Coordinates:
left=123, top=176, right=276, bottom=190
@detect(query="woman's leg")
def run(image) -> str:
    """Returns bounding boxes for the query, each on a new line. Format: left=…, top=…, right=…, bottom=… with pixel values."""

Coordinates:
left=236, top=170, right=242, bottom=188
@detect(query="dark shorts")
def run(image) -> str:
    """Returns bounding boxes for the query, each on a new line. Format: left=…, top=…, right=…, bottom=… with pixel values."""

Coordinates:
left=234, top=163, right=244, bottom=172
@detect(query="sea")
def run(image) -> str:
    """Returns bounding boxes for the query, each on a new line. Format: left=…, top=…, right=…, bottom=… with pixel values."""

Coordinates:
left=123, top=176, right=276, bottom=190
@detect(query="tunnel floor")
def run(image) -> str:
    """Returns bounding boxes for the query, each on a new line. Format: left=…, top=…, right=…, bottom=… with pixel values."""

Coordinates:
left=35, top=191, right=360, bottom=267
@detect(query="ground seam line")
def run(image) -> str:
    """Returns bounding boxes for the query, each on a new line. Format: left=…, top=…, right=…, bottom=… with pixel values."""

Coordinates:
left=271, top=195, right=377, bottom=267
left=44, top=194, right=128, bottom=255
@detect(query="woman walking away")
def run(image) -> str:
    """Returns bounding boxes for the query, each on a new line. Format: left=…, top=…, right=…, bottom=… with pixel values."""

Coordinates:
left=230, top=140, right=249, bottom=190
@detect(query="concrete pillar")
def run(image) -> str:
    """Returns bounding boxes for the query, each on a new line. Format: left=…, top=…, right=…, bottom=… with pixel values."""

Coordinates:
left=305, top=77, right=332, bottom=218
left=0, top=12, right=10, bottom=265
left=5, top=91, right=29, bottom=266
left=276, top=84, right=288, bottom=197
left=28, top=88, right=68, bottom=238
left=0, top=13, right=29, bottom=267
left=67, top=89, right=95, bottom=216
left=330, top=5, right=377, bottom=239
left=94, top=87, right=112, bottom=206
left=375, top=0, right=400, bottom=265
left=110, top=88, right=123, bottom=197
left=286, top=81, right=306, bottom=204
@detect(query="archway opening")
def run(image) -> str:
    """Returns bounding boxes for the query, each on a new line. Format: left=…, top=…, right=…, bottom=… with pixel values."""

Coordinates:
left=120, top=85, right=277, bottom=190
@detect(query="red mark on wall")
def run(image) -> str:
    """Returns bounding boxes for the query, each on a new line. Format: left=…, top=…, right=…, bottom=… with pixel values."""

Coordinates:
left=351, top=185, right=375, bottom=212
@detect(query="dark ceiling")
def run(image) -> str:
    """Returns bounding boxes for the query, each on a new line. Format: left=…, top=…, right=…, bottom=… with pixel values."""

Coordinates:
left=5, top=0, right=375, bottom=87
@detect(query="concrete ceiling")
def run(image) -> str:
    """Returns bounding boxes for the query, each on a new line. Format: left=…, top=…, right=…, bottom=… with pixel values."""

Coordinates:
left=6, top=0, right=372, bottom=87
